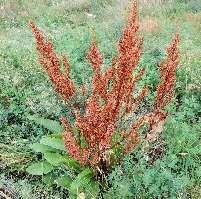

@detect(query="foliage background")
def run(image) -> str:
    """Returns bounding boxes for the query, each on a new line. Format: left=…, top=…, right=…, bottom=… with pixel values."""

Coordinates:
left=0, top=0, right=201, bottom=198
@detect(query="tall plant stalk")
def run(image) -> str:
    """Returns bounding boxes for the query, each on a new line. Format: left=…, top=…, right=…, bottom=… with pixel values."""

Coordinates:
left=30, top=0, right=180, bottom=177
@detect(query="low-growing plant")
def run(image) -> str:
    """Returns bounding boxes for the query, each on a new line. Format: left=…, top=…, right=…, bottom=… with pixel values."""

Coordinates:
left=27, top=0, right=180, bottom=197
left=26, top=115, right=99, bottom=198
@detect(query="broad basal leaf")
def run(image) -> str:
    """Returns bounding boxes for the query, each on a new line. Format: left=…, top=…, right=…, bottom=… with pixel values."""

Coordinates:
left=42, top=172, right=57, bottom=187
left=26, top=161, right=54, bottom=175
left=55, top=175, right=73, bottom=188
left=69, top=168, right=95, bottom=197
left=30, top=143, right=57, bottom=153
left=27, top=114, right=64, bottom=133
left=40, top=136, right=65, bottom=151
left=44, top=151, right=64, bottom=166
left=62, top=156, right=82, bottom=171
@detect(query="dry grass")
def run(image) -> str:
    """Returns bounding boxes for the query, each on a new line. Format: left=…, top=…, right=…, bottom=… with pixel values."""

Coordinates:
left=140, top=16, right=160, bottom=33
left=185, top=12, right=201, bottom=32
left=140, top=0, right=171, bottom=7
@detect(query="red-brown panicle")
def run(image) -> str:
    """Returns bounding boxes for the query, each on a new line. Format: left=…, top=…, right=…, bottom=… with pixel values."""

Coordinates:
left=30, top=0, right=180, bottom=168
left=64, top=0, right=147, bottom=165
left=29, top=21, right=75, bottom=100
left=155, top=33, right=180, bottom=110
left=144, top=33, right=180, bottom=142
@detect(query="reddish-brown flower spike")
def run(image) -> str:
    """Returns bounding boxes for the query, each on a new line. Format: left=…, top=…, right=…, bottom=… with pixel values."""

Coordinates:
left=124, top=112, right=142, bottom=154
left=124, top=129, right=140, bottom=154
left=86, top=38, right=109, bottom=100
left=144, top=34, right=180, bottom=142
left=63, top=55, right=71, bottom=79
left=155, top=33, right=180, bottom=110
left=63, top=131, right=90, bottom=165
left=29, top=21, right=75, bottom=100
left=87, top=39, right=103, bottom=71
left=99, top=123, right=115, bottom=152
left=30, top=0, right=180, bottom=168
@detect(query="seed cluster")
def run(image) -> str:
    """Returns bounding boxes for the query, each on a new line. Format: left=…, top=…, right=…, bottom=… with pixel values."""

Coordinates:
left=30, top=0, right=180, bottom=167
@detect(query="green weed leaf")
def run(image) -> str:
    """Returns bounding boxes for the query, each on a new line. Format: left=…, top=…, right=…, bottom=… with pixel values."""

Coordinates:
left=40, top=136, right=65, bottom=151
left=69, top=168, right=98, bottom=198
left=27, top=114, right=64, bottom=132
left=62, top=156, right=82, bottom=171
left=26, top=161, right=54, bottom=175
left=44, top=151, right=64, bottom=166
left=55, top=175, right=73, bottom=188
left=30, top=143, right=56, bottom=153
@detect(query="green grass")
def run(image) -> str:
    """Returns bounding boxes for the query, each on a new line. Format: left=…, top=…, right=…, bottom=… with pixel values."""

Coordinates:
left=0, top=0, right=201, bottom=198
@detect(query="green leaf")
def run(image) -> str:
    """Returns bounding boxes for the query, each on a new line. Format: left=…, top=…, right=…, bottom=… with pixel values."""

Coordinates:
left=30, top=143, right=56, bottom=153
left=55, top=175, right=72, bottom=188
left=27, top=114, right=64, bottom=132
left=40, top=136, right=65, bottom=151
left=62, top=156, right=82, bottom=171
left=44, top=151, right=64, bottom=166
left=49, top=133, right=63, bottom=139
left=42, top=173, right=56, bottom=187
left=85, top=180, right=100, bottom=199
left=69, top=168, right=94, bottom=196
left=26, top=161, right=54, bottom=175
